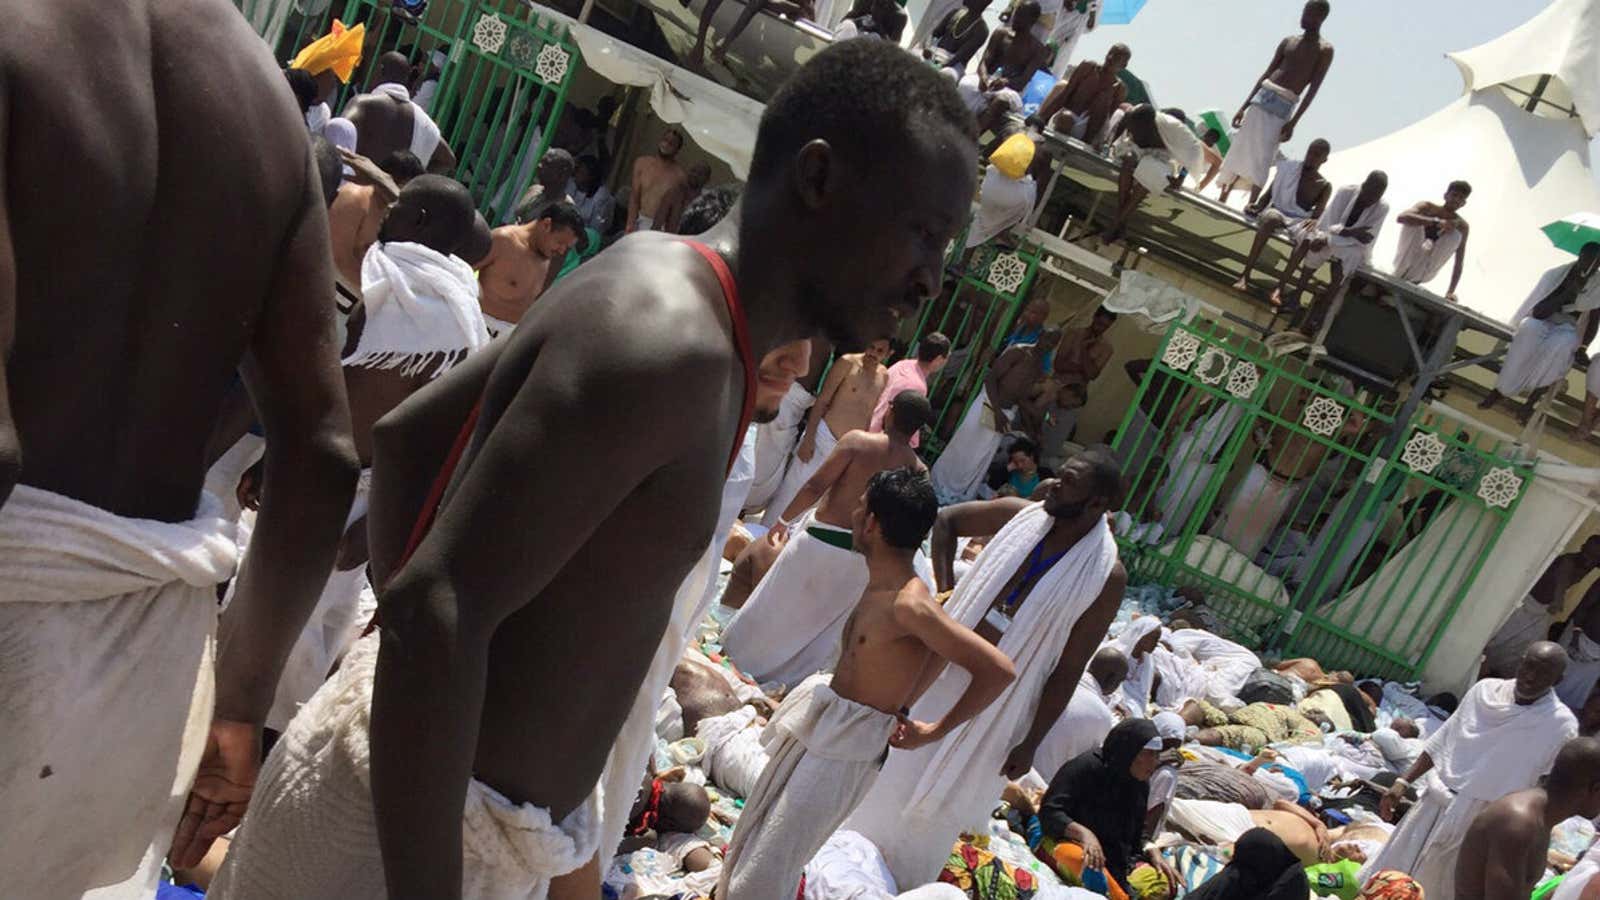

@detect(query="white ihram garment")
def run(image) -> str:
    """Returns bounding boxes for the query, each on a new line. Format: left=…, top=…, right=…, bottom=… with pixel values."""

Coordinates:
left=762, top=419, right=839, bottom=528
left=1110, top=616, right=1162, bottom=717
left=1391, top=221, right=1464, bottom=286
left=1554, top=840, right=1600, bottom=900
left=1162, top=628, right=1261, bottom=705
left=346, top=240, right=489, bottom=379
left=1496, top=263, right=1600, bottom=396
left=1211, top=462, right=1303, bottom=560
left=717, top=675, right=898, bottom=900
left=1557, top=621, right=1600, bottom=710
left=1029, top=674, right=1116, bottom=783
left=1362, top=678, right=1577, bottom=899
left=1266, top=159, right=1319, bottom=224
left=967, top=164, right=1037, bottom=250
left=0, top=486, right=237, bottom=899
left=843, top=507, right=1119, bottom=887
left=1301, top=184, right=1389, bottom=281
left=747, top=382, right=815, bottom=516
left=698, top=706, right=772, bottom=798
left=372, top=82, right=443, bottom=166
left=930, top=392, right=1012, bottom=505
left=209, top=634, right=603, bottom=900
left=1217, top=80, right=1299, bottom=192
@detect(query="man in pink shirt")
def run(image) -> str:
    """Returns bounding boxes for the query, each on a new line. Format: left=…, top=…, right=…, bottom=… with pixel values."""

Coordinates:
left=870, top=332, right=951, bottom=448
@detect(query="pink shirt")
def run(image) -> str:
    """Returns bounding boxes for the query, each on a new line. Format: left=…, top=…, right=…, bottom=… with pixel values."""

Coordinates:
left=869, top=359, right=929, bottom=448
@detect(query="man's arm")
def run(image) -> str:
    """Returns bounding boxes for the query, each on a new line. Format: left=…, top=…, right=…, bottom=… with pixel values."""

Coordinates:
left=975, top=30, right=1003, bottom=85
left=1284, top=44, right=1335, bottom=140
left=1380, top=750, right=1433, bottom=821
left=1310, top=183, right=1332, bottom=221
left=427, top=140, right=456, bottom=175
left=891, top=583, right=1017, bottom=748
left=1234, top=41, right=1285, bottom=126
left=1004, top=562, right=1126, bottom=778
left=1246, top=177, right=1277, bottom=215
left=1395, top=203, right=1436, bottom=228
left=984, top=346, right=1022, bottom=430
left=931, top=496, right=1033, bottom=591
left=369, top=309, right=725, bottom=900
left=797, top=357, right=848, bottom=462
left=626, top=158, right=643, bottom=232
left=169, top=159, right=362, bottom=867
left=776, top=433, right=857, bottom=526
left=1448, top=222, right=1469, bottom=299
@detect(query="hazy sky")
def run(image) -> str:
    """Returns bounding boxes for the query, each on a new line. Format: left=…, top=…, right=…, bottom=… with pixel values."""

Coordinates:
left=1070, top=0, right=1562, bottom=158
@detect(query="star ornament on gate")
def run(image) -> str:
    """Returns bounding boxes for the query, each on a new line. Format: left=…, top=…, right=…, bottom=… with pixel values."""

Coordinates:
left=1301, top=396, right=1346, bottom=437
left=535, top=42, right=570, bottom=83
left=1226, top=360, right=1260, bottom=400
left=1161, top=330, right=1201, bottom=372
left=986, top=252, right=1027, bottom=295
left=1476, top=466, right=1524, bottom=509
left=1400, top=430, right=1446, bottom=475
left=472, top=13, right=508, bottom=55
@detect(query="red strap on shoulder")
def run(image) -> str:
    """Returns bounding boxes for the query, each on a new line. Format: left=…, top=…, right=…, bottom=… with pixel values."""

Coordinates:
left=683, top=239, right=756, bottom=474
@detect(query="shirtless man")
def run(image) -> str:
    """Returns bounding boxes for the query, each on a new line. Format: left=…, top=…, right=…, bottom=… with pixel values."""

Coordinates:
left=796, top=337, right=892, bottom=468
left=1481, top=535, right=1600, bottom=678
left=513, top=148, right=577, bottom=224
left=1027, top=44, right=1130, bottom=146
left=628, top=129, right=689, bottom=233
left=718, top=468, right=1016, bottom=898
left=343, top=56, right=457, bottom=175
left=327, top=158, right=401, bottom=288
left=1233, top=138, right=1332, bottom=292
left=1215, top=0, right=1334, bottom=205
left=1456, top=737, right=1600, bottom=900
left=1392, top=181, right=1471, bottom=299
left=1053, top=307, right=1117, bottom=388
left=659, top=161, right=712, bottom=234
left=723, top=392, right=936, bottom=685
left=475, top=201, right=585, bottom=337
left=960, top=1, right=1051, bottom=122
left=1093, top=105, right=1200, bottom=247
left=205, top=40, right=978, bottom=900
left=924, top=0, right=994, bottom=73
left=0, top=2, right=361, bottom=895
left=931, top=330, right=1059, bottom=503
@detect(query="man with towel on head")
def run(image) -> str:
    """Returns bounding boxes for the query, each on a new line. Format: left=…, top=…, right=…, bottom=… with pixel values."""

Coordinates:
left=260, top=174, right=489, bottom=736
left=289, top=19, right=367, bottom=135
left=1392, top=181, right=1471, bottom=299
left=931, top=329, right=1060, bottom=505
left=724, top=391, right=936, bottom=687
left=1268, top=171, right=1389, bottom=350
left=967, top=133, right=1040, bottom=250
left=205, top=40, right=979, bottom=900
left=718, top=469, right=1016, bottom=898
left=1231, top=138, right=1332, bottom=292
left=845, top=447, right=1127, bottom=887
left=762, top=336, right=892, bottom=527
left=1215, top=1, right=1334, bottom=206
left=0, top=4, right=362, bottom=895
left=1478, top=242, right=1600, bottom=421
left=344, top=51, right=456, bottom=176
left=475, top=201, right=586, bottom=337
left=1366, top=641, right=1578, bottom=899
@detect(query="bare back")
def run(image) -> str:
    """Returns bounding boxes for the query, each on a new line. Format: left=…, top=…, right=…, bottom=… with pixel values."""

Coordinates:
left=813, top=431, right=926, bottom=528
left=833, top=577, right=939, bottom=713
left=2, top=0, right=334, bottom=521
left=327, top=182, right=386, bottom=288
left=1455, top=790, right=1548, bottom=900
left=345, top=93, right=419, bottom=169
left=822, top=353, right=889, bottom=437
left=1269, top=34, right=1333, bottom=95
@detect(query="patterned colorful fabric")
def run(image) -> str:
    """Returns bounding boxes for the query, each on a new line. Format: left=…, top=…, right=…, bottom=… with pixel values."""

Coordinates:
left=1036, top=836, right=1129, bottom=900
left=1357, top=869, right=1424, bottom=900
left=940, top=840, right=1039, bottom=900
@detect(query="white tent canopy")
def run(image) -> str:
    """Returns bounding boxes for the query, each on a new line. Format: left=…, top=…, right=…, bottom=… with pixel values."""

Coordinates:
left=1322, top=0, right=1600, bottom=328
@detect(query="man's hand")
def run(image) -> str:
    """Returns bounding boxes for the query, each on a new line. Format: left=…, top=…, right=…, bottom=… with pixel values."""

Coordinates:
left=1379, top=782, right=1406, bottom=822
left=1001, top=739, right=1036, bottom=779
left=796, top=434, right=817, bottom=463
left=1279, top=121, right=1296, bottom=142
left=1345, top=227, right=1374, bottom=244
left=1445, top=292, right=1458, bottom=302
left=1232, top=109, right=1246, bottom=129
left=891, top=717, right=942, bottom=750
left=168, top=718, right=261, bottom=870
left=1146, top=850, right=1181, bottom=890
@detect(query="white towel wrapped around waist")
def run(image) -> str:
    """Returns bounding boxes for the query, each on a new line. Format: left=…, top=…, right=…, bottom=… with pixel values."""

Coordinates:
left=0, top=484, right=237, bottom=898
left=1217, top=80, right=1298, bottom=191
left=210, top=632, right=603, bottom=900
left=346, top=240, right=489, bottom=379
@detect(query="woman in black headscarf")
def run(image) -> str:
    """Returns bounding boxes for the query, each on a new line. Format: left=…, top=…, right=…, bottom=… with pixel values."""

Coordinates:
left=1036, top=718, right=1173, bottom=899
left=1186, top=827, right=1306, bottom=900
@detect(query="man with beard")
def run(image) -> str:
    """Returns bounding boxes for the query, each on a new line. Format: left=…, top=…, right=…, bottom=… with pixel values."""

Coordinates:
left=845, top=447, right=1127, bottom=886
left=204, top=39, right=978, bottom=900
left=476, top=201, right=586, bottom=337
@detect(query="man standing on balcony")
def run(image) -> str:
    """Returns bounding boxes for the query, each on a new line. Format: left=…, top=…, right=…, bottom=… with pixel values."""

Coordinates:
left=1215, top=1, right=1334, bottom=207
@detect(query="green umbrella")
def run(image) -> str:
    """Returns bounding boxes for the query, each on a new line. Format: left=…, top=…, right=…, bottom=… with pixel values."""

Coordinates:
left=1543, top=212, right=1600, bottom=255
left=1195, top=109, right=1230, bottom=157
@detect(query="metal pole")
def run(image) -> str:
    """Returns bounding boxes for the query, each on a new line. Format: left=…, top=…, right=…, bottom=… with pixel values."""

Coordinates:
left=1271, top=311, right=1462, bottom=652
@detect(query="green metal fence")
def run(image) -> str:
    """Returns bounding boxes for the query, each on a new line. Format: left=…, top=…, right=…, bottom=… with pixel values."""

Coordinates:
left=236, top=0, right=580, bottom=223
left=910, top=241, right=1043, bottom=457
left=1114, top=317, right=1534, bottom=680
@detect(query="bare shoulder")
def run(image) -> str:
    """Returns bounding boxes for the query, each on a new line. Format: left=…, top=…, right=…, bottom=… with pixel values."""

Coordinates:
left=891, top=577, right=938, bottom=619
left=1100, top=560, right=1128, bottom=596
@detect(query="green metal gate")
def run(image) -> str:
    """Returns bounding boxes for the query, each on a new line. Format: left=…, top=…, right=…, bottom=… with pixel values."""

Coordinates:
left=1114, top=317, right=1534, bottom=680
left=235, top=0, right=580, bottom=223
left=908, top=241, right=1044, bottom=457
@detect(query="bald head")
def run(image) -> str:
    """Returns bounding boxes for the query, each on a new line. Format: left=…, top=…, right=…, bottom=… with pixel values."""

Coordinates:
left=1515, top=641, right=1569, bottom=703
left=378, top=174, right=476, bottom=255
left=1090, top=646, right=1130, bottom=693
left=375, top=51, right=412, bottom=89
left=457, top=212, right=494, bottom=266
left=659, top=782, right=711, bottom=833
left=1548, top=737, right=1600, bottom=818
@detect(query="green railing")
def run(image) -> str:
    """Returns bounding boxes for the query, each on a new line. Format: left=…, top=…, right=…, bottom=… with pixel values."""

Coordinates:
left=909, top=240, right=1043, bottom=459
left=1114, top=317, right=1533, bottom=680
left=236, top=0, right=580, bottom=223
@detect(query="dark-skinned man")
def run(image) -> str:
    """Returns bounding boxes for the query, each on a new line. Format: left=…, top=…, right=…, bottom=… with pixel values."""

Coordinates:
left=844, top=447, right=1127, bottom=887
left=206, top=40, right=979, bottom=900
left=931, top=328, right=1061, bottom=504
left=0, top=1, right=360, bottom=895
left=343, top=51, right=458, bottom=175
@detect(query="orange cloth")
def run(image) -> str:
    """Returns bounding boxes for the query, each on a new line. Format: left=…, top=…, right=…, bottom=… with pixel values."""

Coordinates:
left=1040, top=839, right=1130, bottom=900
left=289, top=20, right=366, bottom=83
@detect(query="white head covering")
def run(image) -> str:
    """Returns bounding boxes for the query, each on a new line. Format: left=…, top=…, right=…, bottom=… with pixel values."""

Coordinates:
left=324, top=117, right=357, bottom=153
left=1110, top=616, right=1164, bottom=717
left=1153, top=711, right=1186, bottom=744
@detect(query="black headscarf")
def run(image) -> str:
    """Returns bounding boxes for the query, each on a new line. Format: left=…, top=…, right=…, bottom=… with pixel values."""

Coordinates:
left=1186, top=828, right=1305, bottom=900
left=1038, top=718, right=1159, bottom=885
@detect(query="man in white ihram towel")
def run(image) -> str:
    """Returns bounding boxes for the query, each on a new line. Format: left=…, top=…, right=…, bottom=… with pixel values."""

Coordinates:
left=1365, top=641, right=1577, bottom=899
left=843, top=447, right=1127, bottom=887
